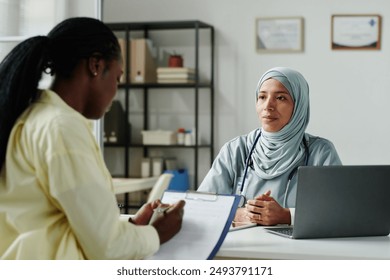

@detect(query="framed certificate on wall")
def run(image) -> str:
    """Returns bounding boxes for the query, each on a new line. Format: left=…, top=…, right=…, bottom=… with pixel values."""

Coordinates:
left=331, top=14, right=381, bottom=50
left=256, top=17, right=304, bottom=53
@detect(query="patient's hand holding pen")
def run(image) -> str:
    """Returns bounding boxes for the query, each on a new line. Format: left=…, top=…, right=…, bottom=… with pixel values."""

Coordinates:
left=149, top=205, right=172, bottom=225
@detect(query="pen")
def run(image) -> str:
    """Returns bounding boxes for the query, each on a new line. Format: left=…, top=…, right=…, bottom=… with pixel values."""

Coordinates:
left=149, top=206, right=171, bottom=225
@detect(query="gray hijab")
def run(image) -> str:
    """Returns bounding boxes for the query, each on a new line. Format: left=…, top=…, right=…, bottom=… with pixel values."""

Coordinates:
left=250, top=67, right=310, bottom=179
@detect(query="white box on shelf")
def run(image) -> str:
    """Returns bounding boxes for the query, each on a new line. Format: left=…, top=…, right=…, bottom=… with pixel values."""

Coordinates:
left=141, top=130, right=177, bottom=145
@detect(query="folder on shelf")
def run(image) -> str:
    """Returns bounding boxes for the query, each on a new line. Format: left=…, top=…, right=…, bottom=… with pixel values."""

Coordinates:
left=148, top=190, right=240, bottom=260
left=130, top=38, right=157, bottom=83
left=103, top=100, right=129, bottom=144
left=118, top=38, right=128, bottom=83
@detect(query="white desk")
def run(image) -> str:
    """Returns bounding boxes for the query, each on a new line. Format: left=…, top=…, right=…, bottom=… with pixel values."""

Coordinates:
left=112, top=177, right=158, bottom=194
left=217, top=226, right=390, bottom=259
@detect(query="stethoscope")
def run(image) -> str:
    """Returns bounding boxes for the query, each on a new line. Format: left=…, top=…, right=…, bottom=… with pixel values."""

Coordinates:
left=237, top=129, right=309, bottom=207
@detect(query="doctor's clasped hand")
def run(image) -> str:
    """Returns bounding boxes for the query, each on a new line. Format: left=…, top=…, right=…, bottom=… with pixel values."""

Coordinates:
left=246, top=191, right=291, bottom=225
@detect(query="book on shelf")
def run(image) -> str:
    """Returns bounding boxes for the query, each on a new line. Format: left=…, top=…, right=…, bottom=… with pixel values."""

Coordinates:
left=157, top=67, right=195, bottom=74
left=157, top=72, right=195, bottom=79
left=157, top=78, right=195, bottom=84
left=156, top=67, right=197, bottom=83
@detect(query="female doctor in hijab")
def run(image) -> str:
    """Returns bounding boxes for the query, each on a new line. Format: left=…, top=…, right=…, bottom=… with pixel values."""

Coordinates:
left=197, top=67, right=342, bottom=226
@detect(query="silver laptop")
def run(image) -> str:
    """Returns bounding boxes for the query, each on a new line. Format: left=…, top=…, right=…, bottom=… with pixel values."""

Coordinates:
left=265, top=165, right=390, bottom=239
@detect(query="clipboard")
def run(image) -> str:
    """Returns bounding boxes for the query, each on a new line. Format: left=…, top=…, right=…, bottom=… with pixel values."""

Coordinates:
left=149, top=190, right=240, bottom=260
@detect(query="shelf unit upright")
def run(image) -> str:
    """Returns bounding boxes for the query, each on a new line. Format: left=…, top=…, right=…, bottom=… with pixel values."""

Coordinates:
left=104, top=20, right=214, bottom=205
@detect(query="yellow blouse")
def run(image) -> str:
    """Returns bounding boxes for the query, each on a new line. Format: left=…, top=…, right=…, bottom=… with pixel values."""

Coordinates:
left=0, top=90, right=159, bottom=259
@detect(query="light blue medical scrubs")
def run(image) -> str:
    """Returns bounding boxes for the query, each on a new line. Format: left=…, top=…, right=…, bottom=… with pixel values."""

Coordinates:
left=198, top=129, right=342, bottom=208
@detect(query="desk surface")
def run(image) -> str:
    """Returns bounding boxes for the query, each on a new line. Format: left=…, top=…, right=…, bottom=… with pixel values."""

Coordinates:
left=112, top=177, right=158, bottom=194
left=217, top=226, right=390, bottom=259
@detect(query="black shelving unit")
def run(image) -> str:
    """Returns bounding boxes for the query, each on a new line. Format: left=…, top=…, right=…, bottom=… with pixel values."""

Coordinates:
left=104, top=20, right=214, bottom=206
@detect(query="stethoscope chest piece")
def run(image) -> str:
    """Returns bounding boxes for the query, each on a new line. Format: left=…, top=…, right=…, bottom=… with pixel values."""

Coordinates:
left=238, top=194, right=246, bottom=208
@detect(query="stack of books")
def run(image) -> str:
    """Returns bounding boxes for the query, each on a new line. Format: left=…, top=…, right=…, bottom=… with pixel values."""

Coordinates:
left=157, top=67, right=196, bottom=84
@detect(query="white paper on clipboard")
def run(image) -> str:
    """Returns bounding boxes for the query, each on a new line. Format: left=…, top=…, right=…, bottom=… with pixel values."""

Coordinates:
left=148, top=190, right=239, bottom=260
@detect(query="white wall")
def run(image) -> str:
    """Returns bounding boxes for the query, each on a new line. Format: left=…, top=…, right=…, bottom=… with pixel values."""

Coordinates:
left=103, top=0, right=390, bottom=166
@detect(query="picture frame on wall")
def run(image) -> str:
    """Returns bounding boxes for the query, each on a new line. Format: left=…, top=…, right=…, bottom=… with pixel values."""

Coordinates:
left=331, top=14, right=381, bottom=50
left=255, top=17, right=304, bottom=53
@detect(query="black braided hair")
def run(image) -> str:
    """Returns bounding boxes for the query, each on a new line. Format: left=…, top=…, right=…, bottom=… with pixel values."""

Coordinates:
left=0, top=17, right=120, bottom=169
